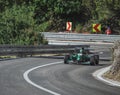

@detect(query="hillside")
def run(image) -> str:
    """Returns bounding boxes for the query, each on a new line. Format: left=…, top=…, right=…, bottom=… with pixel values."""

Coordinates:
left=104, top=41, right=120, bottom=81
left=0, top=0, right=120, bottom=45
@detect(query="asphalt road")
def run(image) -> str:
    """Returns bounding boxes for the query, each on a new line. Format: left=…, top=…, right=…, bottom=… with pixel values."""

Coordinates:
left=0, top=44, right=120, bottom=95
left=0, top=58, right=119, bottom=95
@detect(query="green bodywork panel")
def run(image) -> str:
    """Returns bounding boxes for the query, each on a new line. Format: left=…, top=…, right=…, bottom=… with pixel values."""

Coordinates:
left=67, top=53, right=90, bottom=63
left=64, top=47, right=99, bottom=65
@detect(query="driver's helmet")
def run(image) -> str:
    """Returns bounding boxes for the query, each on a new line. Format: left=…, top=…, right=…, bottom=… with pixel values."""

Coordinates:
left=80, top=48, right=84, bottom=53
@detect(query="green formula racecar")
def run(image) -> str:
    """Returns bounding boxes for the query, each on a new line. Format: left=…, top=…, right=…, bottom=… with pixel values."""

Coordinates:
left=64, top=47, right=99, bottom=65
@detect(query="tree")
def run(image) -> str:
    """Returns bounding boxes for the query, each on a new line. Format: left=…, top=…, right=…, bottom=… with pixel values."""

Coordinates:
left=0, top=0, right=120, bottom=35
left=34, top=0, right=91, bottom=31
left=0, top=4, right=47, bottom=45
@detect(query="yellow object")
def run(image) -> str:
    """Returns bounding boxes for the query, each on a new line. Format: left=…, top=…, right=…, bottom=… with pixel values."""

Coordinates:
left=93, top=24, right=101, bottom=32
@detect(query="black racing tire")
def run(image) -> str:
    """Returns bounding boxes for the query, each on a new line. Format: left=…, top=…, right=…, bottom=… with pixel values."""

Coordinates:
left=64, top=55, right=70, bottom=64
left=90, top=56, right=96, bottom=65
left=94, top=55, right=99, bottom=65
left=77, top=60, right=81, bottom=64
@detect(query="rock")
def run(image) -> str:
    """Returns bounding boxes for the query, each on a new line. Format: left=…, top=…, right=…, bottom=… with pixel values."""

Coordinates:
left=104, top=40, right=120, bottom=81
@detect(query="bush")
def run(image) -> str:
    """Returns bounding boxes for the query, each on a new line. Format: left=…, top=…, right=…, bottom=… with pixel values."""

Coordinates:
left=0, top=4, right=47, bottom=45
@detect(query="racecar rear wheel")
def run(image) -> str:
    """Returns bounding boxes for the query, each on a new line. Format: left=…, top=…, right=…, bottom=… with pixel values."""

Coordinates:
left=94, top=55, right=99, bottom=65
left=77, top=60, right=81, bottom=64
left=90, top=56, right=96, bottom=65
left=64, top=55, right=70, bottom=64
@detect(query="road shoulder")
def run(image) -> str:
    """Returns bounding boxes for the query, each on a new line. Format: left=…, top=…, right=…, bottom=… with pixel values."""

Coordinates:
left=93, top=66, right=120, bottom=87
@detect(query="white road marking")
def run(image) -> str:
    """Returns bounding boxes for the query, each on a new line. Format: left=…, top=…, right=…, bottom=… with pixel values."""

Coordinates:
left=23, top=61, right=63, bottom=95
left=93, top=66, right=120, bottom=87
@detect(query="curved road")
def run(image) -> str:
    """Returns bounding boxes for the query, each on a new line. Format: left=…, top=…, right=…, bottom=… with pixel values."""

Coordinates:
left=0, top=44, right=120, bottom=95
left=0, top=58, right=120, bottom=95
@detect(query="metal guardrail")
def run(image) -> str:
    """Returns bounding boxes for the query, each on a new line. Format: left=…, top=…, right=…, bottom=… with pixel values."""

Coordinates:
left=1, top=32, right=118, bottom=57
left=42, top=32, right=120, bottom=42
left=0, top=45, right=90, bottom=57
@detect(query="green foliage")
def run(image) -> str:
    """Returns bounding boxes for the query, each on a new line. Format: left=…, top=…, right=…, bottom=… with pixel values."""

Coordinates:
left=0, top=0, right=120, bottom=44
left=93, top=0, right=120, bottom=34
left=34, top=0, right=91, bottom=31
left=75, top=24, right=83, bottom=33
left=82, top=0, right=120, bottom=34
left=37, top=21, right=51, bottom=32
left=0, top=4, right=46, bottom=45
